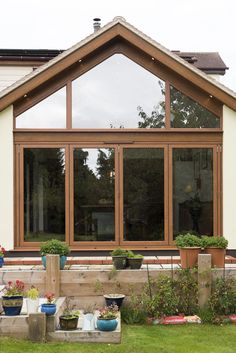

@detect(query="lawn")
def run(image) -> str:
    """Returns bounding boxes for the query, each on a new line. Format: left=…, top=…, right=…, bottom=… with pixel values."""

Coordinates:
left=1, top=324, right=236, bottom=353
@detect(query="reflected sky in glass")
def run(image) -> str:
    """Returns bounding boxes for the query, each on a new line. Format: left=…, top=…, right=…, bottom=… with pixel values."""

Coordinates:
left=72, top=54, right=165, bottom=128
left=16, top=87, right=66, bottom=128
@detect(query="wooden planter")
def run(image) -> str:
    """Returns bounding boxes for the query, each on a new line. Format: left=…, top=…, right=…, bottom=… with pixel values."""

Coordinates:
left=179, top=247, right=201, bottom=269
left=204, top=247, right=226, bottom=267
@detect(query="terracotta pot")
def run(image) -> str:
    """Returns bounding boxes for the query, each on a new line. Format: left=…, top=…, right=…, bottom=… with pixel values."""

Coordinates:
left=204, top=247, right=226, bottom=267
left=179, top=247, right=201, bottom=269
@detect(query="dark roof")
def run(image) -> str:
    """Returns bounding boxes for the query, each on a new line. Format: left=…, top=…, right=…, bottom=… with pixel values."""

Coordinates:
left=173, top=51, right=228, bottom=75
left=0, top=48, right=228, bottom=75
left=0, top=49, right=63, bottom=62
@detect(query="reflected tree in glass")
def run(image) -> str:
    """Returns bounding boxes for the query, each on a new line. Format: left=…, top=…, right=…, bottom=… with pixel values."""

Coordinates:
left=74, top=148, right=115, bottom=241
left=24, top=148, right=65, bottom=241
left=173, top=148, right=213, bottom=237
left=123, top=148, right=164, bottom=241
left=170, top=86, right=220, bottom=128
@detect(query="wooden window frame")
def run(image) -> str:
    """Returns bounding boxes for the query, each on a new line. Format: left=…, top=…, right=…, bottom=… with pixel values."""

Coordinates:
left=12, top=38, right=223, bottom=250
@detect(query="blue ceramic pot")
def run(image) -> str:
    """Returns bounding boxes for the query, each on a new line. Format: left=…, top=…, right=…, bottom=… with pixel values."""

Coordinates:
left=41, top=255, right=67, bottom=270
left=97, top=318, right=118, bottom=331
left=0, top=256, right=4, bottom=268
left=2, top=295, right=23, bottom=316
left=41, top=303, right=56, bottom=316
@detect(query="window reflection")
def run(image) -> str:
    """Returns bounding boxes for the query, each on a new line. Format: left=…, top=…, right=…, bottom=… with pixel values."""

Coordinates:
left=173, top=148, right=213, bottom=237
left=74, top=148, right=115, bottom=241
left=16, top=87, right=66, bottom=128
left=170, top=86, right=220, bottom=128
left=123, top=148, right=164, bottom=241
left=24, top=148, right=65, bottom=242
left=72, top=54, right=165, bottom=128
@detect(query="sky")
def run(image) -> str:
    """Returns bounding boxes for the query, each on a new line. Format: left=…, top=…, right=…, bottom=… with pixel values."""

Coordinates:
left=1, top=0, right=236, bottom=91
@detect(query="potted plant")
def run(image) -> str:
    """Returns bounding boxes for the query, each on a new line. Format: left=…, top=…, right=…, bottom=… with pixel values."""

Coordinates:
left=104, top=293, right=125, bottom=310
left=0, top=244, right=6, bottom=268
left=26, top=286, right=39, bottom=314
left=40, top=239, right=70, bottom=270
left=127, top=252, right=144, bottom=269
left=41, top=292, right=56, bottom=316
left=201, top=235, right=228, bottom=267
left=59, top=301, right=80, bottom=330
left=82, top=305, right=95, bottom=331
left=110, top=248, right=128, bottom=269
left=2, top=280, right=25, bottom=316
left=175, top=233, right=202, bottom=268
left=96, top=304, right=119, bottom=331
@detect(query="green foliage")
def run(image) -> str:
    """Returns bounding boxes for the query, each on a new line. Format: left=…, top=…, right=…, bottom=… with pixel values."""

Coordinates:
left=26, top=286, right=39, bottom=300
left=123, top=270, right=199, bottom=321
left=141, top=275, right=179, bottom=317
left=175, top=233, right=202, bottom=248
left=40, top=239, right=70, bottom=256
left=201, top=236, right=228, bottom=249
left=174, top=269, right=198, bottom=315
left=110, top=248, right=128, bottom=256
left=209, top=277, right=236, bottom=316
left=127, top=253, right=143, bottom=259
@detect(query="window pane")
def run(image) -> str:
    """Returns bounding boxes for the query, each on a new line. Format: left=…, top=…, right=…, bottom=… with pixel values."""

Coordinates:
left=173, top=148, right=213, bottom=237
left=170, top=86, right=220, bottom=128
left=24, top=148, right=65, bottom=242
left=16, top=87, right=66, bottom=128
left=74, top=148, right=115, bottom=241
left=123, top=148, right=164, bottom=241
left=72, top=54, right=165, bottom=128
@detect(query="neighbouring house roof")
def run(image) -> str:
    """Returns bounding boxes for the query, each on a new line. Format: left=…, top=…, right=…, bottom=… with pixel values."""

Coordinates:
left=173, top=51, right=228, bottom=75
left=0, top=48, right=228, bottom=75
left=0, top=16, right=235, bottom=112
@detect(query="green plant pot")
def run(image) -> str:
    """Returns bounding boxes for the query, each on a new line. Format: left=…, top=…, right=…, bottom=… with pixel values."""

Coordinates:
left=112, top=256, right=127, bottom=269
left=127, top=257, right=143, bottom=269
left=42, top=255, right=67, bottom=270
left=59, top=316, right=78, bottom=330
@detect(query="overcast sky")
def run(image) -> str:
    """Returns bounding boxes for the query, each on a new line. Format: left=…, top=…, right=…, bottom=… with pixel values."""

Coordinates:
left=1, top=0, right=236, bottom=91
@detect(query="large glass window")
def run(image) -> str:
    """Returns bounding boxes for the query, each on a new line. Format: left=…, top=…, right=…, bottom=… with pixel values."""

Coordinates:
left=16, top=87, right=66, bottom=128
left=173, top=148, right=213, bottom=237
left=72, top=54, right=165, bottom=128
left=170, top=86, right=220, bottom=128
left=123, top=148, right=164, bottom=241
left=24, top=148, right=65, bottom=242
left=74, top=148, right=115, bottom=241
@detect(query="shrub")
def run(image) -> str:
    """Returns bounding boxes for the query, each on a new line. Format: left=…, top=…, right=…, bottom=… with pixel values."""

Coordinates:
left=26, top=286, right=39, bottom=300
left=175, top=233, right=202, bottom=248
left=174, top=269, right=198, bottom=315
left=201, top=236, right=228, bottom=249
left=110, top=248, right=129, bottom=257
left=209, top=277, right=236, bottom=316
left=141, top=275, right=178, bottom=318
left=40, top=239, right=70, bottom=256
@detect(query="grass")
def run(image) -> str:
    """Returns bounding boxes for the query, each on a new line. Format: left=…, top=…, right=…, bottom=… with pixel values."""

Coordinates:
left=1, top=324, right=236, bottom=353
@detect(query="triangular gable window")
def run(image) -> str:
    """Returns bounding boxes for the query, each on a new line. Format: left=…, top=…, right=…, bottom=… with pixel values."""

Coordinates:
left=170, top=86, right=220, bottom=128
left=72, top=54, right=165, bottom=128
left=16, top=86, right=66, bottom=128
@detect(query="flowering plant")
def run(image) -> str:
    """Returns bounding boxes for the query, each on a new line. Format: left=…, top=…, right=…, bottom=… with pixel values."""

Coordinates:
left=98, top=304, right=118, bottom=320
left=0, top=245, right=6, bottom=257
left=3, top=280, right=25, bottom=296
left=44, top=292, right=55, bottom=304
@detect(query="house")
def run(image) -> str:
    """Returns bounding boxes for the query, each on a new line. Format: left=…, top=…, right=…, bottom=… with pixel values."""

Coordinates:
left=0, top=17, right=236, bottom=253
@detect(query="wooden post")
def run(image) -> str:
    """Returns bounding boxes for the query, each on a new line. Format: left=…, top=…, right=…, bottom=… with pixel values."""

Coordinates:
left=198, top=254, right=212, bottom=308
left=45, top=254, right=60, bottom=297
left=28, top=313, right=46, bottom=342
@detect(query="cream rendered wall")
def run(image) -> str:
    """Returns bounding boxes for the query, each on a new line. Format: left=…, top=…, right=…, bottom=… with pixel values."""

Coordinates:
left=223, top=105, right=236, bottom=249
left=0, top=106, right=14, bottom=250
left=0, top=66, right=34, bottom=91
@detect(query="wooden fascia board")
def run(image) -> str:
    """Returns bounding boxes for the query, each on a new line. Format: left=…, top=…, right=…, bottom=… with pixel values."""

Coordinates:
left=0, top=26, right=120, bottom=112
left=117, top=24, right=236, bottom=112
left=0, top=21, right=236, bottom=113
